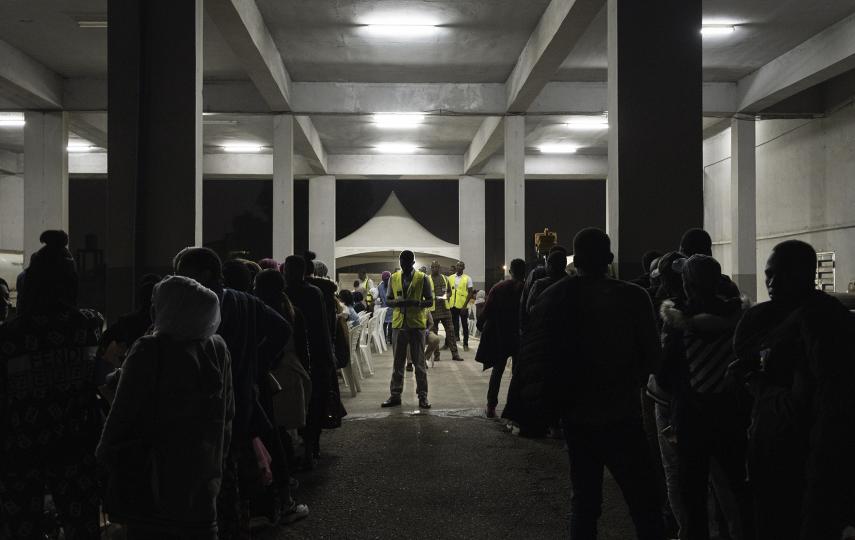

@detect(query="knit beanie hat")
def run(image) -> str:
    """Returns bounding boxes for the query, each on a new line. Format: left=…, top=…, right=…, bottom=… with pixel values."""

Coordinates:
left=22, top=230, right=78, bottom=313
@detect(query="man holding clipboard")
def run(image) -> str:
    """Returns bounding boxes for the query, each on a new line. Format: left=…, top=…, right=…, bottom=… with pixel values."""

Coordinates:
left=381, top=250, right=434, bottom=409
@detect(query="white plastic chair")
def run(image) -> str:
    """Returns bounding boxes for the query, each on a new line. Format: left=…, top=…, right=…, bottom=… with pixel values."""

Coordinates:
left=358, top=322, right=375, bottom=376
left=342, top=326, right=362, bottom=394
left=370, top=309, right=387, bottom=353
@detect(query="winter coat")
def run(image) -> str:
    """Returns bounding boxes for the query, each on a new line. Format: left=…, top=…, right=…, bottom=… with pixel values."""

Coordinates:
left=475, top=278, right=524, bottom=369
left=97, top=276, right=233, bottom=535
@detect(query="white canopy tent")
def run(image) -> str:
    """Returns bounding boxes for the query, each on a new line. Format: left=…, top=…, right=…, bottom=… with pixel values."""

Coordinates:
left=335, top=191, right=460, bottom=263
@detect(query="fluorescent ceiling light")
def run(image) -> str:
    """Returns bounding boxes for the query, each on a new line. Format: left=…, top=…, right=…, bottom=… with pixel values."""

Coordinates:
left=67, top=144, right=95, bottom=152
left=203, top=119, right=239, bottom=126
left=222, top=144, right=264, bottom=153
left=375, top=142, right=418, bottom=153
left=701, top=25, right=735, bottom=36
left=76, top=19, right=107, bottom=28
left=362, top=16, right=438, bottom=37
left=0, top=112, right=25, bottom=127
left=372, top=113, right=425, bottom=128
left=538, top=144, right=578, bottom=154
left=565, top=118, right=608, bottom=130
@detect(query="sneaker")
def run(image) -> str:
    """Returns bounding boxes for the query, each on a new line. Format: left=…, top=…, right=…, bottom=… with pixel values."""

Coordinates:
left=279, top=502, right=309, bottom=525
left=406, top=363, right=414, bottom=372
left=418, top=397, right=432, bottom=409
left=485, top=404, right=497, bottom=418
left=452, top=355, right=463, bottom=361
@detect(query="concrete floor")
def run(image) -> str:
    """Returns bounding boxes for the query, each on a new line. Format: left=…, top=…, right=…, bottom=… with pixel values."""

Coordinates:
left=263, top=335, right=636, bottom=539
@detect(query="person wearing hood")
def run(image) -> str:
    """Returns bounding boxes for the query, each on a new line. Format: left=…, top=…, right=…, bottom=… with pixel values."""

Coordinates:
left=630, top=250, right=663, bottom=290
left=0, top=230, right=105, bottom=540
left=732, top=240, right=855, bottom=540
left=175, top=247, right=291, bottom=539
left=97, top=275, right=232, bottom=539
left=679, top=228, right=740, bottom=298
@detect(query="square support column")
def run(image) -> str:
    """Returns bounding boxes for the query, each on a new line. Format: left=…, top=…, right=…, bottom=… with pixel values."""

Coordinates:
left=730, top=118, right=757, bottom=300
left=273, top=115, right=294, bottom=261
left=459, top=175, right=486, bottom=288
left=309, top=175, right=336, bottom=278
left=23, top=111, right=68, bottom=265
left=607, top=0, right=702, bottom=278
left=504, top=116, right=526, bottom=266
left=106, top=0, right=203, bottom=320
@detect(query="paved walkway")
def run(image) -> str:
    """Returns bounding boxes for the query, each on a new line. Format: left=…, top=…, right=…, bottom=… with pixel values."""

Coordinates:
left=263, top=335, right=636, bottom=539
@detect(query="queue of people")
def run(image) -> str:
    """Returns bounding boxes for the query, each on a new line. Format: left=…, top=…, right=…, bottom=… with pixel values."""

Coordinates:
left=473, top=226, right=855, bottom=540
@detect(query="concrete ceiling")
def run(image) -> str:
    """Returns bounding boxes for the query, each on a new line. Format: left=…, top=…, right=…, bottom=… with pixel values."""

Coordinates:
left=526, top=116, right=608, bottom=155
left=557, top=0, right=855, bottom=82
left=254, top=0, right=552, bottom=83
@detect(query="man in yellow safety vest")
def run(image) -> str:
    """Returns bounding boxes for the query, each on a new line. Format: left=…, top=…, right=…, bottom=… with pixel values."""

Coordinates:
left=448, top=261, right=475, bottom=351
left=381, top=250, right=434, bottom=409
left=428, top=260, right=462, bottom=361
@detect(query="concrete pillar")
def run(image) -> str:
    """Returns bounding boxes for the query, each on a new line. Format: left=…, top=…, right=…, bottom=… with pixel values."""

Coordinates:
left=730, top=118, right=757, bottom=300
left=106, top=0, right=203, bottom=320
left=607, top=0, right=702, bottom=278
left=459, top=175, right=486, bottom=288
left=273, top=115, right=294, bottom=261
left=504, top=116, right=526, bottom=265
left=23, top=111, right=68, bottom=265
left=309, top=175, right=336, bottom=277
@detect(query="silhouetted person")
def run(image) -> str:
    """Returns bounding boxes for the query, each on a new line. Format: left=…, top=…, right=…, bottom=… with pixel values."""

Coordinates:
left=283, top=255, right=338, bottom=468
left=175, top=247, right=291, bottom=538
left=526, top=228, right=664, bottom=540
left=732, top=240, right=855, bottom=540
left=223, top=258, right=254, bottom=293
left=0, top=231, right=104, bottom=540
left=526, top=249, right=569, bottom=313
left=382, top=250, right=434, bottom=409
left=631, top=250, right=663, bottom=290
left=98, top=275, right=233, bottom=540
left=97, top=273, right=161, bottom=369
left=476, top=258, right=526, bottom=418
left=520, top=245, right=568, bottom=332
left=680, top=228, right=740, bottom=298
left=659, top=255, right=753, bottom=540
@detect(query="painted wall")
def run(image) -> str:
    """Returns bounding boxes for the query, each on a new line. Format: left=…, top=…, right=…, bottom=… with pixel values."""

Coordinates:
left=0, top=175, right=23, bottom=252
left=704, top=102, right=855, bottom=300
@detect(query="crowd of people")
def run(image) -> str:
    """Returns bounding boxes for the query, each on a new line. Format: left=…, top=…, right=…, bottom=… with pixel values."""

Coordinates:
left=473, top=226, right=855, bottom=540
left=1, top=224, right=854, bottom=540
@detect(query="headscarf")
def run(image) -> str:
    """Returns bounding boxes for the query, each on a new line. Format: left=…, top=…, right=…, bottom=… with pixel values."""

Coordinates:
left=20, top=230, right=78, bottom=314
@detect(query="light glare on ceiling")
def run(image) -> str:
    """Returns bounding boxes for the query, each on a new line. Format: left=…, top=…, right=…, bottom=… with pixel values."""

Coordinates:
left=701, top=25, right=735, bottom=36
left=223, top=144, right=264, bottom=153
left=375, top=142, right=418, bottom=153
left=538, top=144, right=578, bottom=154
left=362, top=16, right=438, bottom=37
left=565, top=118, right=608, bottom=131
left=372, top=113, right=425, bottom=128
left=67, top=144, right=95, bottom=152
left=0, top=112, right=25, bottom=127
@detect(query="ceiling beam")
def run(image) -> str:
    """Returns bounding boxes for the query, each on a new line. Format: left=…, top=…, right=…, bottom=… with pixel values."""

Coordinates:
left=0, top=148, right=23, bottom=174
left=0, top=38, right=63, bottom=109
left=479, top=153, right=607, bottom=178
left=206, top=0, right=327, bottom=172
left=69, top=116, right=108, bottom=149
left=737, top=11, right=855, bottom=113
left=505, top=0, right=604, bottom=112
left=463, top=116, right=504, bottom=174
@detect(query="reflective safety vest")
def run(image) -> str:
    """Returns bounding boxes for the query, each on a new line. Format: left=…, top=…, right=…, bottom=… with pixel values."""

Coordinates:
left=428, top=274, right=449, bottom=312
left=390, top=270, right=428, bottom=329
left=447, top=273, right=471, bottom=309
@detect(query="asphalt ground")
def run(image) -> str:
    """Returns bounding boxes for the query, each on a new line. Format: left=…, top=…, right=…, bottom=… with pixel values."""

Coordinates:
left=261, top=335, right=637, bottom=540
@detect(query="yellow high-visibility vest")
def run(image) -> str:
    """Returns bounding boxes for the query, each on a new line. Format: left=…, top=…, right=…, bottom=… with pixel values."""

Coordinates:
left=390, top=270, right=428, bottom=329
left=447, top=273, right=471, bottom=309
left=428, top=274, right=449, bottom=312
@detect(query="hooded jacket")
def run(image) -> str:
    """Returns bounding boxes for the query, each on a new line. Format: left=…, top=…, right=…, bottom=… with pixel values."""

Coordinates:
left=97, top=276, right=233, bottom=534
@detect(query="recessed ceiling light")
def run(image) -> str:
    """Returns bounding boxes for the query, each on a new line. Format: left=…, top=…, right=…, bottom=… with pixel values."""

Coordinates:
left=222, top=144, right=264, bottom=153
left=67, top=143, right=95, bottom=152
left=0, top=112, right=25, bottom=127
left=701, top=24, right=735, bottom=36
left=375, top=142, right=418, bottom=153
left=538, top=144, right=578, bottom=154
left=372, top=113, right=425, bottom=128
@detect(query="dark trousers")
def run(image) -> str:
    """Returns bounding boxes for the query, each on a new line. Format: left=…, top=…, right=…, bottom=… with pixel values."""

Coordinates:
left=487, top=356, right=509, bottom=407
left=450, top=307, right=469, bottom=346
left=0, top=444, right=101, bottom=540
left=562, top=418, right=665, bottom=540
left=677, top=394, right=753, bottom=540
left=748, top=441, right=804, bottom=540
left=430, top=310, right=458, bottom=357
